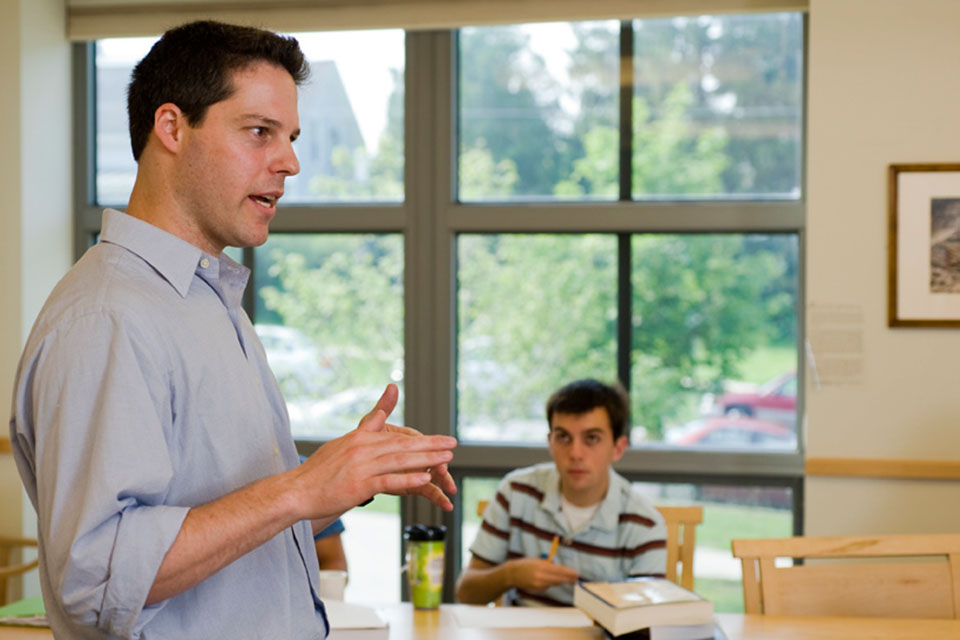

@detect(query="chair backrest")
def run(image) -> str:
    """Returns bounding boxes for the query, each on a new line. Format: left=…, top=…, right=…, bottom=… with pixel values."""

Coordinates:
left=0, top=536, right=39, bottom=605
left=732, top=533, right=960, bottom=618
left=656, top=505, right=703, bottom=590
left=475, top=499, right=703, bottom=590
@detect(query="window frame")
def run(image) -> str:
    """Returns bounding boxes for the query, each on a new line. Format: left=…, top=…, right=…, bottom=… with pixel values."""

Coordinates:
left=73, top=14, right=808, bottom=603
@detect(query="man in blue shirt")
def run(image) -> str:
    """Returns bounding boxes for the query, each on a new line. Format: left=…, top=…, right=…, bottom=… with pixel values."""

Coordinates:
left=9, top=20, right=456, bottom=639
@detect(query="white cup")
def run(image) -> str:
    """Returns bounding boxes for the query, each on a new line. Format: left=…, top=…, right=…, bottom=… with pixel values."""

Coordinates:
left=318, top=570, right=348, bottom=600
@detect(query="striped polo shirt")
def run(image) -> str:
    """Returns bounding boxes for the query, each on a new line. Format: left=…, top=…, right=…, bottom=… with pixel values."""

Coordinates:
left=469, top=462, right=667, bottom=606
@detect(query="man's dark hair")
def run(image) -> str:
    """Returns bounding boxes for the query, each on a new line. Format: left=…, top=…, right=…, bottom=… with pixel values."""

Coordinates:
left=545, top=378, right=631, bottom=440
left=127, top=20, right=309, bottom=161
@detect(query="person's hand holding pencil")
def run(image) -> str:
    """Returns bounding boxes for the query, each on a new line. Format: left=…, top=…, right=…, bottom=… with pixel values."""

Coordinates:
left=499, top=534, right=577, bottom=593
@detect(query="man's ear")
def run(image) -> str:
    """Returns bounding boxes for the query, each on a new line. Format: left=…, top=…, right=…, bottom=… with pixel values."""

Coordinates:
left=153, top=102, right=187, bottom=154
left=611, top=435, right=628, bottom=462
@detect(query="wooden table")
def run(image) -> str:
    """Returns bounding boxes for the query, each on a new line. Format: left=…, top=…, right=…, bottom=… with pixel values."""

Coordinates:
left=5, top=606, right=960, bottom=639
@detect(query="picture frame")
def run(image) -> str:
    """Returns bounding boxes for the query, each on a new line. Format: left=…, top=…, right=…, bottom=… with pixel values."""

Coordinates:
left=888, top=163, right=960, bottom=327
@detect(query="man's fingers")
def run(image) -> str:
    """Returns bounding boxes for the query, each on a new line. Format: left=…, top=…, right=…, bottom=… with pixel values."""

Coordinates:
left=357, top=384, right=399, bottom=432
left=357, top=407, right=388, bottom=433
left=384, top=423, right=420, bottom=437
left=364, top=432, right=457, bottom=454
left=411, top=483, right=454, bottom=512
left=376, top=449, right=453, bottom=474
left=373, top=471, right=432, bottom=494
left=375, top=384, right=399, bottom=417
left=430, top=463, right=457, bottom=494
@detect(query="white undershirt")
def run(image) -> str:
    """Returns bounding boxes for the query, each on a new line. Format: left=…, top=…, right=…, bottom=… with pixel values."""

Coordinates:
left=560, top=495, right=602, bottom=534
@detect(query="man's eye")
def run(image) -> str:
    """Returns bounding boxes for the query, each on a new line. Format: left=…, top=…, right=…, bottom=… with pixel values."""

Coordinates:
left=251, top=127, right=268, bottom=137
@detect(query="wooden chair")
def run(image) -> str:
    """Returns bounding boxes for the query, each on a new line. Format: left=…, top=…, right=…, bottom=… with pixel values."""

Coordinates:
left=0, top=536, right=39, bottom=605
left=732, top=533, right=960, bottom=618
left=656, top=505, right=702, bottom=590
left=474, top=500, right=703, bottom=590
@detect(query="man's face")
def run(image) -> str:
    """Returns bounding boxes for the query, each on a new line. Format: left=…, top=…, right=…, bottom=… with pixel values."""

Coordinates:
left=174, top=61, right=300, bottom=255
left=548, top=406, right=628, bottom=506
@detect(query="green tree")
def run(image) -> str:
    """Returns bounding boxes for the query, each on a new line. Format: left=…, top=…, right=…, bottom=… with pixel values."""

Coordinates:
left=258, top=235, right=404, bottom=393
left=457, top=234, right=617, bottom=430
left=630, top=235, right=793, bottom=436
left=458, top=26, right=567, bottom=197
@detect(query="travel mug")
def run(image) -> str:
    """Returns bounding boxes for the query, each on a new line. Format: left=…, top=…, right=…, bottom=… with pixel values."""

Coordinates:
left=404, top=524, right=446, bottom=609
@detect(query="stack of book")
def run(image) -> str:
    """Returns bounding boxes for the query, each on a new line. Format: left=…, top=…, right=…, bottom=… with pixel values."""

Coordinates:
left=573, top=577, right=717, bottom=640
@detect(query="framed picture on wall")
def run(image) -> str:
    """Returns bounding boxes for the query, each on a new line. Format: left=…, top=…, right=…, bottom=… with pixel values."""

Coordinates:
left=888, top=163, right=960, bottom=327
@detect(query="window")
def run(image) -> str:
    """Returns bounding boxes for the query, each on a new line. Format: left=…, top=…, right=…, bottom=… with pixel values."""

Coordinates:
left=79, top=11, right=804, bottom=610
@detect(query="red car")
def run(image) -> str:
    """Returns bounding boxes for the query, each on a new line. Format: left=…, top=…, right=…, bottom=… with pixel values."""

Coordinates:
left=711, top=371, right=796, bottom=427
left=667, top=415, right=796, bottom=449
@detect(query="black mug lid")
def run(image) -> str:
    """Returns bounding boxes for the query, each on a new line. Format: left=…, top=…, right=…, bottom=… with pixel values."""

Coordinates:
left=404, top=524, right=446, bottom=541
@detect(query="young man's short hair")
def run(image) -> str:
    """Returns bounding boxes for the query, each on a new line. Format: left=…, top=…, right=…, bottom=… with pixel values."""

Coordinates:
left=545, top=378, right=631, bottom=440
left=127, top=20, right=309, bottom=161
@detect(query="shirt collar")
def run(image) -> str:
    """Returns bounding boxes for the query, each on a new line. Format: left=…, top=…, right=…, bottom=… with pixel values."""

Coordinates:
left=541, top=465, right=628, bottom=534
left=99, top=208, right=249, bottom=300
left=591, top=467, right=630, bottom=532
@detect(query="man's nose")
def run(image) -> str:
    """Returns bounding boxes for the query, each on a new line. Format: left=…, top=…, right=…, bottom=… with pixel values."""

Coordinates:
left=569, top=438, right=585, bottom=458
left=274, top=139, right=300, bottom=176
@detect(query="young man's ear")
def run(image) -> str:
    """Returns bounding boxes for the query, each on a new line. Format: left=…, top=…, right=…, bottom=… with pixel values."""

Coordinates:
left=612, top=435, right=629, bottom=462
left=152, top=102, right=187, bottom=154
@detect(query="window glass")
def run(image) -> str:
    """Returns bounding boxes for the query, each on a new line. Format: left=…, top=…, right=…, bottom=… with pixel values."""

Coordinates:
left=95, top=37, right=156, bottom=205
left=458, top=21, right=620, bottom=202
left=254, top=234, right=404, bottom=439
left=631, top=13, right=803, bottom=199
left=94, top=30, right=404, bottom=206
left=342, top=495, right=401, bottom=602
left=456, top=234, right=617, bottom=441
left=632, top=481, right=794, bottom=613
left=461, top=476, right=794, bottom=613
left=286, top=30, right=405, bottom=203
left=631, top=234, right=798, bottom=449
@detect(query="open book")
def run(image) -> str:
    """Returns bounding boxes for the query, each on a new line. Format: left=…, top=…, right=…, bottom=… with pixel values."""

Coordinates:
left=573, top=578, right=714, bottom=638
left=0, top=596, right=48, bottom=628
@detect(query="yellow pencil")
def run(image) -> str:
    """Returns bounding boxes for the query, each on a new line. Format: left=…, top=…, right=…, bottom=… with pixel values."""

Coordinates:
left=546, top=535, right=560, bottom=563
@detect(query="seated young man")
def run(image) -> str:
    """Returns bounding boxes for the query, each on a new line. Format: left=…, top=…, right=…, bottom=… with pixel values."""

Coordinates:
left=455, top=379, right=666, bottom=606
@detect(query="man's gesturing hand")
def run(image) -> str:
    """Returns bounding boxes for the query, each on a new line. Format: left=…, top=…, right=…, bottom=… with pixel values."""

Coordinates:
left=293, top=384, right=458, bottom=522
left=357, top=384, right=458, bottom=510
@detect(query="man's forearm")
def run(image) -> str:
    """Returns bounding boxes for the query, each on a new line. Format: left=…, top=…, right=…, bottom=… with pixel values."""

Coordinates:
left=454, top=563, right=513, bottom=604
left=146, top=469, right=329, bottom=605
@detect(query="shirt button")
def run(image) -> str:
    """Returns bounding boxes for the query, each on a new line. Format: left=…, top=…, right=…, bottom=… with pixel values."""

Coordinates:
left=200, top=258, right=210, bottom=268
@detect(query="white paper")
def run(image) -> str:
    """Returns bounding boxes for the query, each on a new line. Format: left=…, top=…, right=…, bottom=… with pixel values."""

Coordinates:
left=323, top=600, right=388, bottom=630
left=451, top=605, right=592, bottom=628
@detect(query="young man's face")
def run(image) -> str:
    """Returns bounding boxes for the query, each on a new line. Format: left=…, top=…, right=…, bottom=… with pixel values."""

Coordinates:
left=174, top=61, right=300, bottom=255
left=547, top=406, right=628, bottom=507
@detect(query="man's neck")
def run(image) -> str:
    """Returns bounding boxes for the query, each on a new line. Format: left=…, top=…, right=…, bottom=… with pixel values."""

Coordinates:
left=559, top=476, right=609, bottom=507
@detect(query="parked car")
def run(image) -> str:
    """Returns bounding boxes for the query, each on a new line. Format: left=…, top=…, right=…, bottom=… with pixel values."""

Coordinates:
left=701, top=370, right=797, bottom=428
left=665, top=415, right=796, bottom=450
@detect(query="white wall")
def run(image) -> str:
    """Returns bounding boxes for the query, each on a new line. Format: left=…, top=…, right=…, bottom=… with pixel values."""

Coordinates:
left=0, top=0, right=72, bottom=598
left=805, top=0, right=960, bottom=534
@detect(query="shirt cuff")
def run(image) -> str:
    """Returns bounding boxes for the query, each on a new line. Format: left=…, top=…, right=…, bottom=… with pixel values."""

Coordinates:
left=98, top=504, right=190, bottom=639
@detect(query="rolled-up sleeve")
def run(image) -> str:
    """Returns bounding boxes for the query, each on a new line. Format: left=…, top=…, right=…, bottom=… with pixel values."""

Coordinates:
left=24, top=310, right=188, bottom=639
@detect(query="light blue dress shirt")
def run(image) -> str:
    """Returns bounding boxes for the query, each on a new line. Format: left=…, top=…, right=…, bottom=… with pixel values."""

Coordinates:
left=9, top=209, right=327, bottom=639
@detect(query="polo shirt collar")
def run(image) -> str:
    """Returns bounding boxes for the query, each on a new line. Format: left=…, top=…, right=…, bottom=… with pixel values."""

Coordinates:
left=542, top=465, right=628, bottom=534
